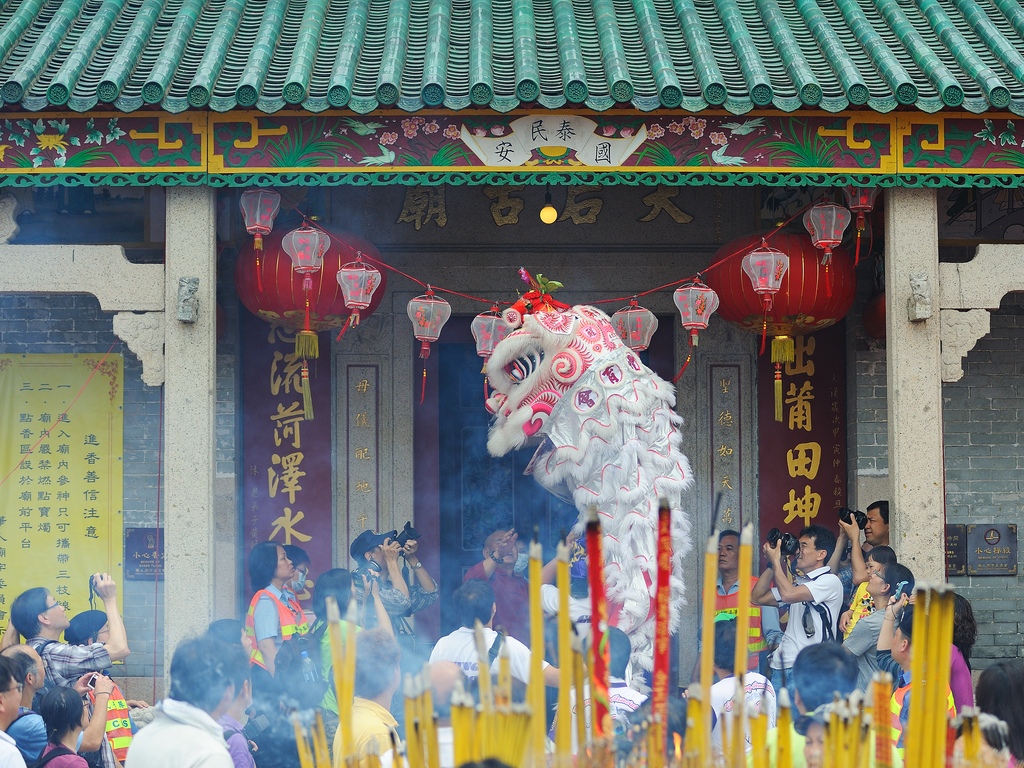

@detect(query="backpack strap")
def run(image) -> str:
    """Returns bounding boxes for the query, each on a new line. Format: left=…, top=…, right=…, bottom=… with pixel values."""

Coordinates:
left=804, top=572, right=837, bottom=641
left=487, top=632, right=504, bottom=665
left=33, top=745, right=75, bottom=768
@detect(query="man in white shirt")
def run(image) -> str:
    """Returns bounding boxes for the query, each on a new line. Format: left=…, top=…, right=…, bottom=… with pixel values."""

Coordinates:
left=752, top=524, right=843, bottom=702
left=0, top=656, right=29, bottom=768
left=708, top=618, right=776, bottom=756
left=428, top=579, right=559, bottom=688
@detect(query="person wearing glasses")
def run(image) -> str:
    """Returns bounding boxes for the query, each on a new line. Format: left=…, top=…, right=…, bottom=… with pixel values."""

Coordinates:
left=5, top=577, right=129, bottom=768
left=0, top=655, right=28, bottom=768
left=752, top=525, right=843, bottom=702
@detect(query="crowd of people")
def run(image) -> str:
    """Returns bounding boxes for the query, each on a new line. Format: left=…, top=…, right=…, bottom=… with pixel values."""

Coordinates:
left=0, top=506, right=1022, bottom=768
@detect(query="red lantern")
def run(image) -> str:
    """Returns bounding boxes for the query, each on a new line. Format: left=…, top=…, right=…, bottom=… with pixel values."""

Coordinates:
left=672, top=283, right=719, bottom=347
left=335, top=254, right=382, bottom=340
left=408, top=288, right=452, bottom=404
left=803, top=203, right=851, bottom=264
left=842, top=187, right=881, bottom=266
left=611, top=299, right=659, bottom=352
left=239, top=189, right=281, bottom=250
left=472, top=306, right=510, bottom=364
left=472, top=305, right=510, bottom=398
left=235, top=229, right=387, bottom=418
left=741, top=239, right=789, bottom=313
left=239, top=189, right=282, bottom=294
left=706, top=230, right=854, bottom=421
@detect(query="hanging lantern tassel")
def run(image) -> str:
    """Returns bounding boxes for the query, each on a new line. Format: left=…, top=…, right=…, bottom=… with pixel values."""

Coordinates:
left=671, top=342, right=694, bottom=384
left=296, top=330, right=319, bottom=360
left=824, top=255, right=833, bottom=298
left=335, top=314, right=355, bottom=343
left=301, top=361, right=314, bottom=420
left=854, top=225, right=862, bottom=267
left=420, top=365, right=428, bottom=405
left=254, top=254, right=264, bottom=294
left=771, top=336, right=795, bottom=423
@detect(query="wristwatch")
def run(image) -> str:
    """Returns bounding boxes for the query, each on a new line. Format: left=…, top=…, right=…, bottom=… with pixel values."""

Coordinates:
left=410, top=561, right=423, bottom=570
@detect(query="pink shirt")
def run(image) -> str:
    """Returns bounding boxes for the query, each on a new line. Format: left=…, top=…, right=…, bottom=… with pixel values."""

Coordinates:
left=38, top=744, right=89, bottom=767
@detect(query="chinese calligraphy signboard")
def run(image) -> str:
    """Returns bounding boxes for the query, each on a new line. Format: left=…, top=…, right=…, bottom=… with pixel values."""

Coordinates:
left=0, top=354, right=124, bottom=629
left=966, top=524, right=1017, bottom=576
left=945, top=524, right=967, bottom=577
left=124, top=527, right=163, bottom=581
left=345, top=366, right=380, bottom=537
left=241, top=311, right=333, bottom=601
left=710, top=365, right=745, bottom=529
left=757, top=324, right=847, bottom=538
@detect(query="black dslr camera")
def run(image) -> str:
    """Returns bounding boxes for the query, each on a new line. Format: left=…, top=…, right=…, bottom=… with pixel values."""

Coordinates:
left=837, top=507, right=868, bottom=529
left=394, top=521, right=422, bottom=549
left=766, top=527, right=800, bottom=557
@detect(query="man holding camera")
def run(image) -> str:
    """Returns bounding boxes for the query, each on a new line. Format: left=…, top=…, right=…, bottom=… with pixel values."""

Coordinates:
left=752, top=525, right=843, bottom=701
left=828, top=501, right=890, bottom=606
left=350, top=527, right=438, bottom=635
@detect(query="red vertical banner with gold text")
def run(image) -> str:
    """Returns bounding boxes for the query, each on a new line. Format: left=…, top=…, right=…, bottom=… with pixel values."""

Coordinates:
left=241, top=309, right=333, bottom=604
left=757, top=323, right=847, bottom=536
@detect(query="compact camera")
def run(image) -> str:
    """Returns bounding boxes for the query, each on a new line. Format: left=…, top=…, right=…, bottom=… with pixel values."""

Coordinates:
left=837, top=506, right=868, bottom=529
left=766, top=527, right=800, bottom=557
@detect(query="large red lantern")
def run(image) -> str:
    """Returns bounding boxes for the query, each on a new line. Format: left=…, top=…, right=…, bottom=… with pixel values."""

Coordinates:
left=705, top=230, right=855, bottom=420
left=235, top=229, right=387, bottom=418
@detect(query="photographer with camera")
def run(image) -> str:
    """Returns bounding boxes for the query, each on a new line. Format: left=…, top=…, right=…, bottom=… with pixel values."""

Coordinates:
left=752, top=525, right=843, bottom=702
left=827, top=501, right=890, bottom=606
left=349, top=524, right=438, bottom=637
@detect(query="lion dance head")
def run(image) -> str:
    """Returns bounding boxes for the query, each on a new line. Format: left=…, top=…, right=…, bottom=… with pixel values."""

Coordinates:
left=485, top=302, right=693, bottom=673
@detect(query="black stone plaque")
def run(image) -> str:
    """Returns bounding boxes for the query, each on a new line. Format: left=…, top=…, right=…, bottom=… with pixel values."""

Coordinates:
left=946, top=524, right=967, bottom=577
left=124, top=527, right=163, bottom=581
left=966, top=524, right=1017, bottom=576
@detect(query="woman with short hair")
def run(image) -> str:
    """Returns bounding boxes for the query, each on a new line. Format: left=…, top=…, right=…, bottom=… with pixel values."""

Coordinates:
left=36, top=687, right=90, bottom=767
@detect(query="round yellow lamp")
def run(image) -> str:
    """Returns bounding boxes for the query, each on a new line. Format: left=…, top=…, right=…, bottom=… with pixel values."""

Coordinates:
left=539, top=189, right=558, bottom=224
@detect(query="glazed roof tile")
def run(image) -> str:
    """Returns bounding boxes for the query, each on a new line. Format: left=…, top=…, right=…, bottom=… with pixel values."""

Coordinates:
left=0, top=0, right=1022, bottom=115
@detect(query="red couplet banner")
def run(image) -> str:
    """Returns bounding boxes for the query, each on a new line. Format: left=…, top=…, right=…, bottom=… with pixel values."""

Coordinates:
left=240, top=308, right=334, bottom=605
left=757, top=322, right=848, bottom=539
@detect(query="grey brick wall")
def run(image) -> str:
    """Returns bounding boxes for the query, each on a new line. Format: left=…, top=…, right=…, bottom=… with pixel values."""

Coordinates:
left=0, top=293, right=164, bottom=677
left=849, top=289, right=1024, bottom=668
left=944, top=292, right=1024, bottom=668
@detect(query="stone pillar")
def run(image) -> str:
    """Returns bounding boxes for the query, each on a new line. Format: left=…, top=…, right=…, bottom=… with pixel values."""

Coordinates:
left=162, top=188, right=218, bottom=666
left=884, top=188, right=945, bottom=582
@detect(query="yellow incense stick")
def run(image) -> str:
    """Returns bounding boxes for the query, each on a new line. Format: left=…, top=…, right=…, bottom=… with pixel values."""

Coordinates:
left=325, top=597, right=353, bottom=762
left=421, top=668, right=439, bottom=768
left=571, top=629, right=587, bottom=754
left=733, top=524, right=754, bottom=677
left=750, top=705, right=768, bottom=768
left=777, top=687, right=792, bottom=768
left=528, top=540, right=546, bottom=766
left=555, top=541, right=573, bottom=758
left=700, top=530, right=720, bottom=768
left=292, top=716, right=314, bottom=768
left=904, top=586, right=928, bottom=767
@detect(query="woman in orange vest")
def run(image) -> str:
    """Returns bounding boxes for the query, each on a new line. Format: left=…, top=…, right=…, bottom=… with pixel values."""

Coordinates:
left=244, top=541, right=308, bottom=711
left=65, top=610, right=145, bottom=764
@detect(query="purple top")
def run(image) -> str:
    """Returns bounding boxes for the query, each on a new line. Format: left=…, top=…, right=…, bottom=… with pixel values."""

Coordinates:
left=218, top=714, right=256, bottom=768
left=950, top=644, right=974, bottom=713
left=38, top=744, right=89, bottom=767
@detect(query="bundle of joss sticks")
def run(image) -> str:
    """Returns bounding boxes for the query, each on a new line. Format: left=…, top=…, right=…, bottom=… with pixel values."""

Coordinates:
left=292, top=512, right=996, bottom=768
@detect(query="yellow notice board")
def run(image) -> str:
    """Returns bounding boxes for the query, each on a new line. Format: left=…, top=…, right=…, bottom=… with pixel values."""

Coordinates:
left=0, top=354, right=123, bottom=633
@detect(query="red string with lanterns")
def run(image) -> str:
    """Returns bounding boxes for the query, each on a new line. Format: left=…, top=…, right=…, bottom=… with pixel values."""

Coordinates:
left=239, top=189, right=878, bottom=403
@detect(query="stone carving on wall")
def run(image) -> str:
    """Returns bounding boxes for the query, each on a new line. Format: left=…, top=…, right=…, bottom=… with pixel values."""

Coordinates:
left=939, top=309, right=991, bottom=383
left=0, top=193, right=19, bottom=244
left=113, top=311, right=166, bottom=386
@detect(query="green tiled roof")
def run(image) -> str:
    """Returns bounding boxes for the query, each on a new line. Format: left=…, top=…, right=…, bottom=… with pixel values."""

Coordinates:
left=0, top=0, right=1023, bottom=116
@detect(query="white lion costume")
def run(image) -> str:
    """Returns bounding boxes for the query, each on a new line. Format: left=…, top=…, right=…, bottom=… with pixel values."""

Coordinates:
left=484, top=302, right=693, bottom=672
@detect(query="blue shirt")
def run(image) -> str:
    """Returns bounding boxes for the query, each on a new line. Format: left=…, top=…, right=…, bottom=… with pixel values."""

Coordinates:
left=7, top=707, right=46, bottom=763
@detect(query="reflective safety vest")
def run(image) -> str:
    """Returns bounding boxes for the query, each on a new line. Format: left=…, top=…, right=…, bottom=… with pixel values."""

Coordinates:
left=715, top=578, right=768, bottom=672
left=89, top=681, right=133, bottom=762
left=245, top=588, right=309, bottom=669
left=890, top=679, right=955, bottom=750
